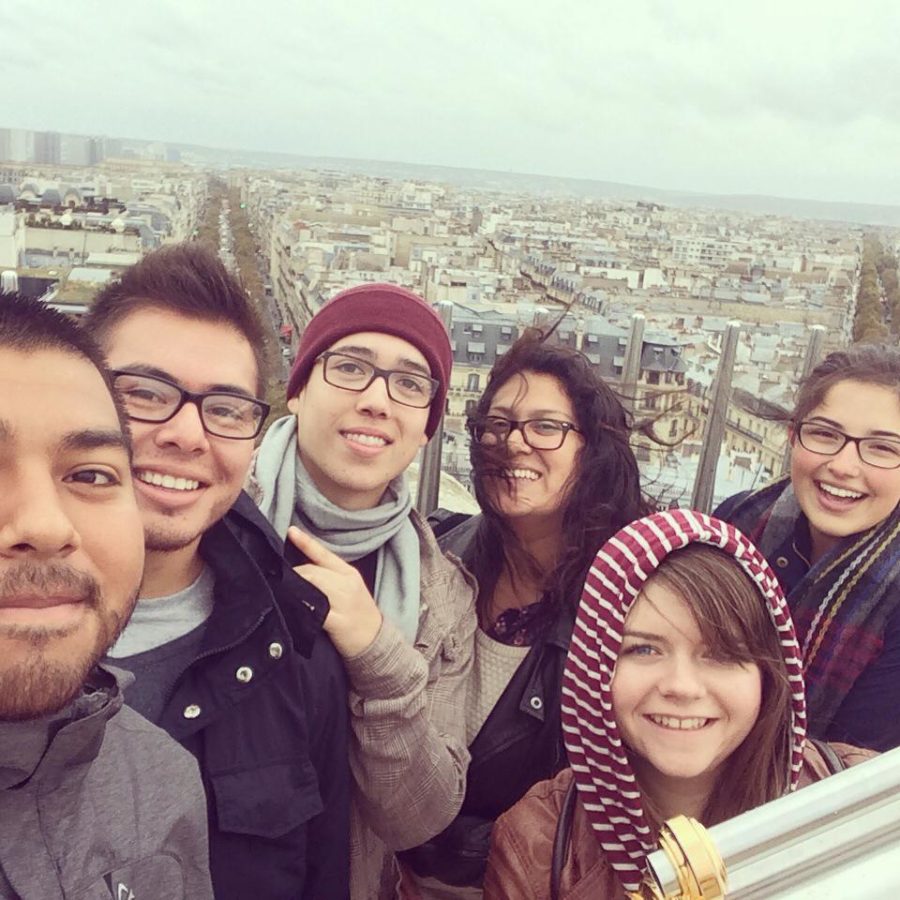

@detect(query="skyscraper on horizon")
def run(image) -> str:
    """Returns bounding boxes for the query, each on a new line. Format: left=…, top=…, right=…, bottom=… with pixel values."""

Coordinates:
left=34, top=130, right=61, bottom=165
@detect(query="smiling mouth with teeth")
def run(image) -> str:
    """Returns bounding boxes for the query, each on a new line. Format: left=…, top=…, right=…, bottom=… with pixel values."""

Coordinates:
left=137, top=471, right=201, bottom=492
left=817, top=481, right=865, bottom=500
left=647, top=714, right=712, bottom=730
left=503, top=468, right=540, bottom=481
left=343, top=432, right=389, bottom=447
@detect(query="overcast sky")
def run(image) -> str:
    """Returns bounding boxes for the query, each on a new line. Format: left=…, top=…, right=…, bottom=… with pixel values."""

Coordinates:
left=3, top=0, right=899, bottom=206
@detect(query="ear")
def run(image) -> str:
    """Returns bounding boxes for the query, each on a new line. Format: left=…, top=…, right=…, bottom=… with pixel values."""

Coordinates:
left=787, top=424, right=796, bottom=446
left=287, top=395, right=300, bottom=414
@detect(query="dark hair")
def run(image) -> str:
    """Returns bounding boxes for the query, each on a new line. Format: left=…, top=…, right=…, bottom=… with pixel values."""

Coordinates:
left=468, top=330, right=651, bottom=623
left=793, top=344, right=900, bottom=424
left=0, top=292, right=131, bottom=442
left=83, top=242, right=271, bottom=394
left=642, top=544, right=792, bottom=828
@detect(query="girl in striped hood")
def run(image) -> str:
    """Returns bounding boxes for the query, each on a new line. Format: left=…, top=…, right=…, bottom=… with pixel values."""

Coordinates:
left=483, top=510, right=873, bottom=900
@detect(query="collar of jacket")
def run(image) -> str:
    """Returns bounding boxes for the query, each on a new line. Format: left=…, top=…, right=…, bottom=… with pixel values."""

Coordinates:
left=763, top=513, right=813, bottom=596
left=198, top=491, right=328, bottom=659
left=0, top=665, right=125, bottom=790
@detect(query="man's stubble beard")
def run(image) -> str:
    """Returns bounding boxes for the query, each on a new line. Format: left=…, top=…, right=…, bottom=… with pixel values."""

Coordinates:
left=141, top=493, right=234, bottom=554
left=0, top=564, right=138, bottom=721
left=142, top=503, right=208, bottom=554
left=144, top=525, right=202, bottom=554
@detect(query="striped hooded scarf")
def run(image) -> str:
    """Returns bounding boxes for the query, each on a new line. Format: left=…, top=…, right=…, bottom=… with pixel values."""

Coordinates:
left=560, top=510, right=807, bottom=895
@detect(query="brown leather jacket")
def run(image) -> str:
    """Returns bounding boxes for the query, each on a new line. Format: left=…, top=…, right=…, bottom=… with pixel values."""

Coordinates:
left=483, top=742, right=876, bottom=900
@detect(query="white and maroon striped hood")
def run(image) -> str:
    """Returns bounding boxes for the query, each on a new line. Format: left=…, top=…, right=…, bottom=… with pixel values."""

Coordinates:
left=560, top=509, right=807, bottom=894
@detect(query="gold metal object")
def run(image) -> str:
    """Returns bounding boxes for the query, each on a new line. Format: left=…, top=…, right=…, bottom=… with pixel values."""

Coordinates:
left=627, top=816, right=727, bottom=900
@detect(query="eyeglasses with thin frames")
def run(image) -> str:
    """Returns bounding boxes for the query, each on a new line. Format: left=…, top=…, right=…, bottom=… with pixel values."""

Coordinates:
left=318, top=351, right=439, bottom=409
left=468, top=416, right=582, bottom=451
left=112, top=370, right=270, bottom=440
left=796, top=421, right=900, bottom=470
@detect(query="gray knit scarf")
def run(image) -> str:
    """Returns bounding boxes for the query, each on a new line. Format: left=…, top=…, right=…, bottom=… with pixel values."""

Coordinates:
left=252, top=415, right=421, bottom=644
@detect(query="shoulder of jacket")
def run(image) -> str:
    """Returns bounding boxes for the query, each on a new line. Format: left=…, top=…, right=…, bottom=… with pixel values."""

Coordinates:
left=826, top=741, right=879, bottom=768
left=413, top=510, right=478, bottom=595
left=712, top=490, right=752, bottom=521
left=499, top=769, right=574, bottom=829
left=801, top=740, right=878, bottom=782
left=103, top=706, right=199, bottom=773
left=437, top=513, right=482, bottom=558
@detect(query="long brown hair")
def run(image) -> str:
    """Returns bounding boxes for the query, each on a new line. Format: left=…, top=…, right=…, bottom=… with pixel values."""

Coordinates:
left=468, top=330, right=651, bottom=626
left=638, top=544, right=793, bottom=828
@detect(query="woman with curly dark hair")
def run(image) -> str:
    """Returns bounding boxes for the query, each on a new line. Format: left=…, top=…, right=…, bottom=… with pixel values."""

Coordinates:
left=400, top=331, right=650, bottom=898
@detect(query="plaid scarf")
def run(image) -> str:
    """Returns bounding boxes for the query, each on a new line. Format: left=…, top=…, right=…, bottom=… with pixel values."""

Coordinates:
left=722, top=478, right=900, bottom=737
left=560, top=510, right=806, bottom=895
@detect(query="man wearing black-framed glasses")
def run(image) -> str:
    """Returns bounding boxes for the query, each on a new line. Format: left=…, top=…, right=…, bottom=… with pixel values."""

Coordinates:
left=82, top=243, right=350, bottom=900
left=111, top=369, right=271, bottom=441
left=248, top=283, right=476, bottom=900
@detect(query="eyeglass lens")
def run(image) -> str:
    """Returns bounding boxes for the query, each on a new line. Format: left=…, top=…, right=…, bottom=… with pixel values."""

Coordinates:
left=323, top=353, right=435, bottom=408
left=114, top=372, right=266, bottom=438
left=799, top=423, right=900, bottom=468
left=476, top=418, right=569, bottom=450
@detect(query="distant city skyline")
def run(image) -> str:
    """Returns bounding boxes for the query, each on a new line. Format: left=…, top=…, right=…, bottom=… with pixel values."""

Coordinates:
left=3, top=0, right=899, bottom=207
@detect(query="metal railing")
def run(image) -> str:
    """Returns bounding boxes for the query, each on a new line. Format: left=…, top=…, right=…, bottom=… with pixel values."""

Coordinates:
left=415, top=301, right=454, bottom=515
left=691, top=322, right=741, bottom=514
left=640, top=747, right=900, bottom=899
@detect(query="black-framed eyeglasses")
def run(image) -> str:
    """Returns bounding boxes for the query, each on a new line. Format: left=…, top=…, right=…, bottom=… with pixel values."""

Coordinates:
left=796, top=421, right=900, bottom=470
left=112, top=370, right=270, bottom=440
left=318, top=351, right=439, bottom=409
left=468, top=415, right=582, bottom=451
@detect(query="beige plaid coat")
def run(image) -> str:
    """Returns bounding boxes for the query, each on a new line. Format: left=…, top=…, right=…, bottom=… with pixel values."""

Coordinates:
left=345, top=509, right=477, bottom=900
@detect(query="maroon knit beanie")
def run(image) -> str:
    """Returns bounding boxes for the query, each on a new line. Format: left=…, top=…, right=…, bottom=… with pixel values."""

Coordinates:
left=286, top=283, right=452, bottom=438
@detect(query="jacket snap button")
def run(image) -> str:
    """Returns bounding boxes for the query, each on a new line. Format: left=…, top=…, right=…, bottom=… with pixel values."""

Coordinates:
left=236, top=666, right=254, bottom=683
left=776, top=556, right=789, bottom=568
left=183, top=704, right=201, bottom=719
left=268, top=642, right=284, bottom=660
left=530, top=696, right=543, bottom=711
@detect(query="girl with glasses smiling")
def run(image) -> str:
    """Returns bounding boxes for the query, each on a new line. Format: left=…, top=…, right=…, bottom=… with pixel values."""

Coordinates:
left=400, top=331, right=650, bottom=898
left=716, top=344, right=900, bottom=752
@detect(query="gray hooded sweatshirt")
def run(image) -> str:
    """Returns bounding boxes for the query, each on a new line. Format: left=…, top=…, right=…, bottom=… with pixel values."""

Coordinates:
left=0, top=665, right=213, bottom=900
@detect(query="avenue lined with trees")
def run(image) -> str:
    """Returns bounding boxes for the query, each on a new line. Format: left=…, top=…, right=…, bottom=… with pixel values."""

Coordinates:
left=853, top=234, right=900, bottom=342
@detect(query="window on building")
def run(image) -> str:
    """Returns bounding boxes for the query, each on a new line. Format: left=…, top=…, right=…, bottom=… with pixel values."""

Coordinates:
left=465, top=399, right=477, bottom=416
left=467, top=373, right=480, bottom=392
left=648, top=371, right=660, bottom=385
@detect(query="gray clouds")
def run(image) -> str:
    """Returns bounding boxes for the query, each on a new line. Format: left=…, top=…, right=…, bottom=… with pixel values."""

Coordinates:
left=3, top=0, right=899, bottom=204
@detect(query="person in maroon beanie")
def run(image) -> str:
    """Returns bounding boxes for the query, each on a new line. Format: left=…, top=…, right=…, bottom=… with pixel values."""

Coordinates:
left=248, top=283, right=477, bottom=900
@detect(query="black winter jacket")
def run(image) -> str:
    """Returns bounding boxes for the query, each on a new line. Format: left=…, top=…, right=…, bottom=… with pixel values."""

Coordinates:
left=401, top=514, right=574, bottom=887
left=157, top=491, right=351, bottom=900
